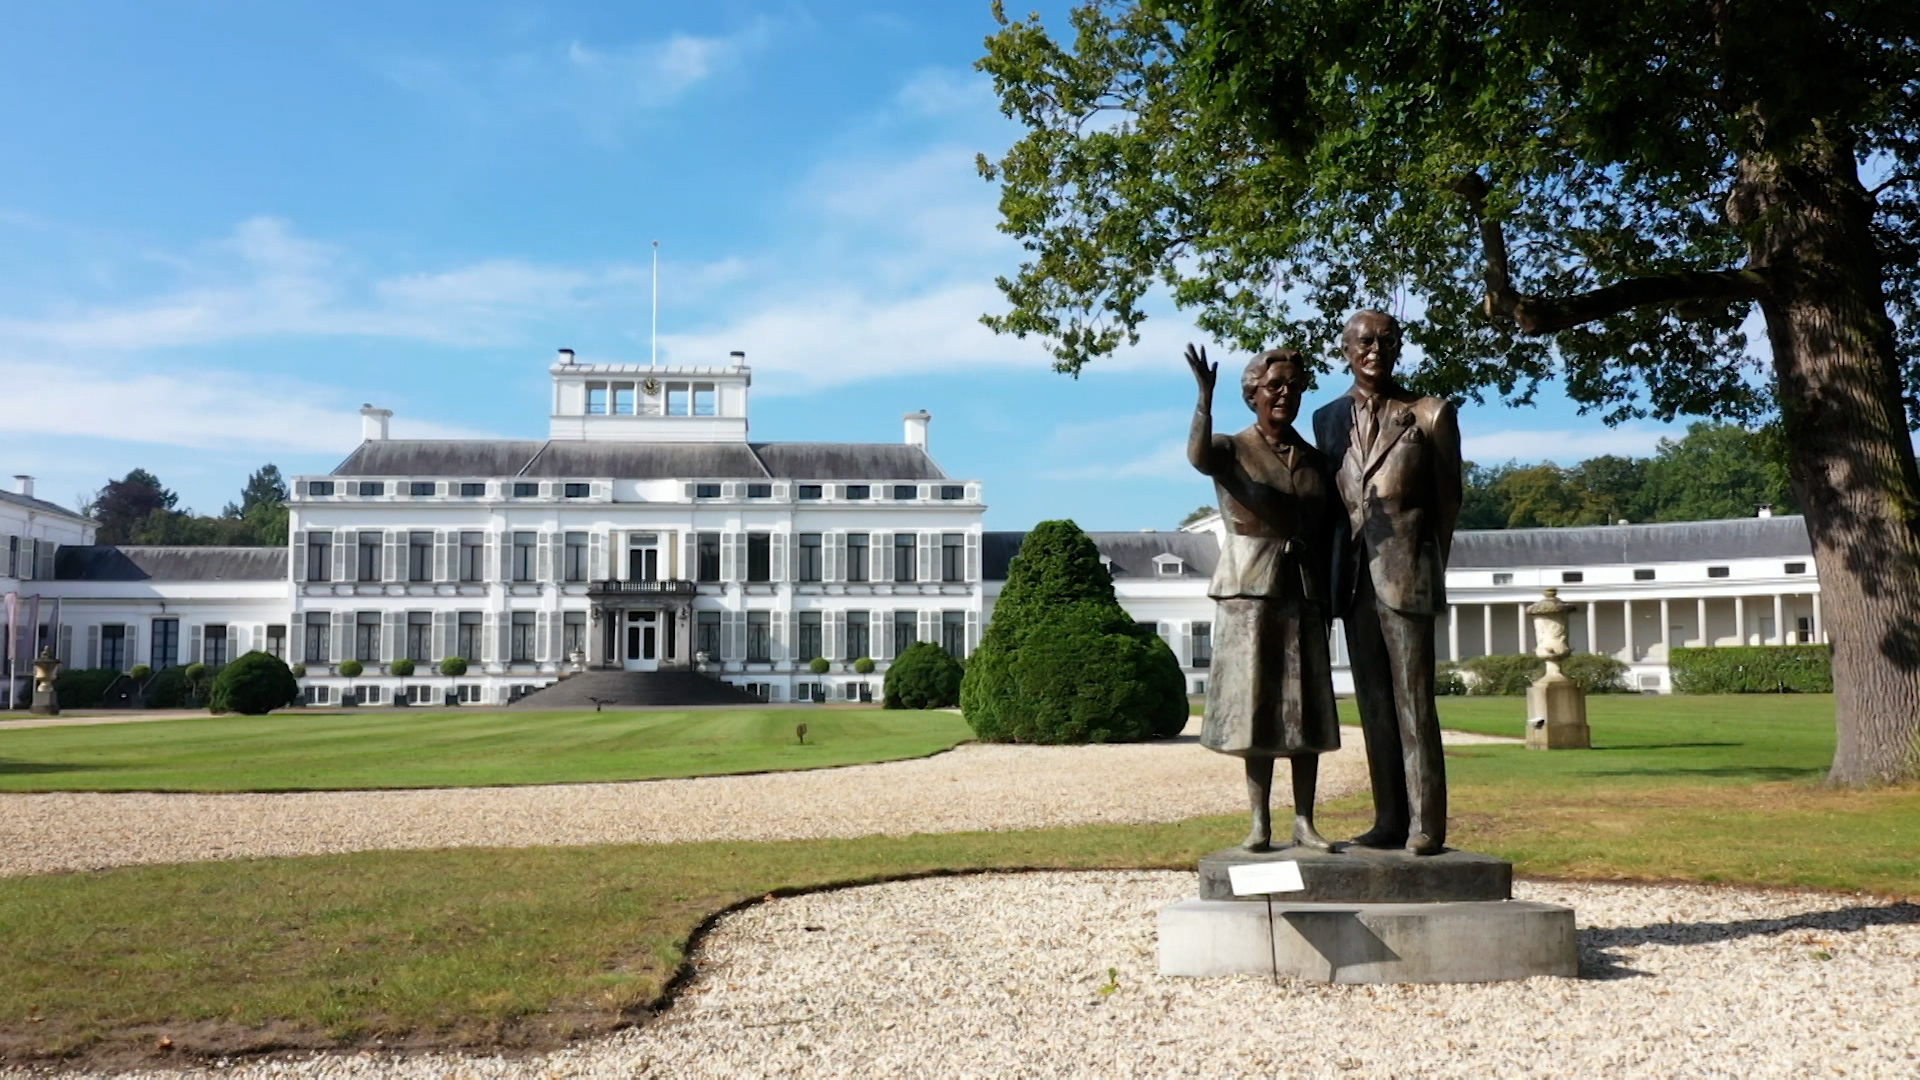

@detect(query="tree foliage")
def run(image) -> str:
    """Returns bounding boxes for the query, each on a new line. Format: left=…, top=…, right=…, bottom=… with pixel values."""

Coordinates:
left=88, top=470, right=177, bottom=544
left=883, top=641, right=965, bottom=709
left=208, top=651, right=300, bottom=715
left=961, top=519, right=1187, bottom=742
left=88, top=464, right=289, bottom=546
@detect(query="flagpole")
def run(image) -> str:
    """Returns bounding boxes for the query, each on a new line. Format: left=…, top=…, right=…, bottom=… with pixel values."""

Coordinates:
left=651, top=240, right=660, bottom=366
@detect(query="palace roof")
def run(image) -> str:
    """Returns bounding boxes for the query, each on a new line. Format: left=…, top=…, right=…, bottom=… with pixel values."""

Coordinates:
left=329, top=440, right=947, bottom=481
left=54, top=546, right=289, bottom=582
left=1448, top=515, right=1811, bottom=568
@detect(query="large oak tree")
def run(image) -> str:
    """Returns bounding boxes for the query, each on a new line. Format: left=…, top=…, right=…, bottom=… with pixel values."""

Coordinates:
left=977, top=0, right=1920, bottom=783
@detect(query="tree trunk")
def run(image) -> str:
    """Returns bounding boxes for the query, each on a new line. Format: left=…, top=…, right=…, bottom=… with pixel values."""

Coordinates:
left=1742, top=141, right=1920, bottom=785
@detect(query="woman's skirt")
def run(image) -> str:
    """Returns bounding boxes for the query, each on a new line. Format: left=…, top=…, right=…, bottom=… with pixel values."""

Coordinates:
left=1200, top=597, right=1340, bottom=757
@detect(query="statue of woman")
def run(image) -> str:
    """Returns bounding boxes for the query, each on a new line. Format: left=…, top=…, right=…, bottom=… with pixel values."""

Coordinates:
left=1186, top=344, right=1341, bottom=852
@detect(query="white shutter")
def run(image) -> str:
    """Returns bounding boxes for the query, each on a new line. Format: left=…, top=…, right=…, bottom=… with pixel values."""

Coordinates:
left=771, top=532, right=789, bottom=583
left=965, top=610, right=980, bottom=656
left=965, top=533, right=980, bottom=582
left=920, top=610, right=936, bottom=643
left=386, top=530, right=405, bottom=583
left=481, top=613, right=499, bottom=664
left=723, top=533, right=742, bottom=582
left=823, top=534, right=840, bottom=583
left=334, top=529, right=353, bottom=582
left=875, top=609, right=893, bottom=660
left=485, top=533, right=501, bottom=583
left=919, top=533, right=936, bottom=584
left=726, top=611, right=745, bottom=661
left=292, top=530, right=308, bottom=583
left=537, top=533, right=555, bottom=584
left=434, top=610, right=454, bottom=660
left=187, top=625, right=202, bottom=664
left=784, top=611, right=798, bottom=662
left=536, top=611, right=553, bottom=662
left=872, top=531, right=892, bottom=583
left=590, top=533, right=608, bottom=581
left=333, top=611, right=352, bottom=663
left=1178, top=622, right=1193, bottom=667
left=828, top=610, right=845, bottom=661
left=125, top=624, right=139, bottom=671
left=383, top=611, right=403, bottom=662
left=58, top=624, right=73, bottom=666
left=434, top=531, right=451, bottom=582
left=86, top=624, right=100, bottom=669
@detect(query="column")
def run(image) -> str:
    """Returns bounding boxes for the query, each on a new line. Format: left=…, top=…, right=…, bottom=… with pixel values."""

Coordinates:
left=1659, top=598, right=1671, bottom=657
left=1623, top=598, right=1635, bottom=661
left=1813, top=592, right=1824, bottom=643
left=1516, top=603, right=1528, bottom=655
left=587, top=604, right=604, bottom=667
left=1586, top=601, right=1598, bottom=655
left=1448, top=605, right=1460, bottom=662
left=1697, top=597, right=1708, bottom=646
left=1482, top=605, right=1493, bottom=657
left=1773, top=593, right=1786, bottom=645
left=1735, top=596, right=1747, bottom=646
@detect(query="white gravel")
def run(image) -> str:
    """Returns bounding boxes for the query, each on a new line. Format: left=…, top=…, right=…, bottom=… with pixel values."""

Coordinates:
left=0, top=723, right=1513, bottom=878
left=12, top=871, right=1915, bottom=1079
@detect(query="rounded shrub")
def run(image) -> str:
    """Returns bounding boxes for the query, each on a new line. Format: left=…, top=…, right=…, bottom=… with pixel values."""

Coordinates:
left=185, top=662, right=209, bottom=683
left=960, top=520, right=1185, bottom=742
left=1435, top=661, right=1467, bottom=696
left=809, top=656, right=831, bottom=675
left=208, top=651, right=300, bottom=715
left=439, top=656, right=469, bottom=678
left=853, top=656, right=875, bottom=675
left=390, top=657, right=416, bottom=678
left=129, top=663, right=152, bottom=681
left=884, top=641, right=964, bottom=709
left=290, top=663, right=307, bottom=679
left=338, top=658, right=364, bottom=679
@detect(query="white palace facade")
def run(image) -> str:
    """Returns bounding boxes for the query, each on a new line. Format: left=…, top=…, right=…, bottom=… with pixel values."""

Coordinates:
left=7, top=348, right=1829, bottom=706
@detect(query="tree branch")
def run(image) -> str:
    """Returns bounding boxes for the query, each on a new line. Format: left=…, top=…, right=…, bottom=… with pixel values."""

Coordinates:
left=1453, top=171, right=1771, bottom=335
left=1870, top=173, right=1919, bottom=199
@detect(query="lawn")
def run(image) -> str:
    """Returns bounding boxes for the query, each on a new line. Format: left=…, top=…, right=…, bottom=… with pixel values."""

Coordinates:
left=0, top=708, right=971, bottom=791
left=3, top=692, right=1915, bottom=1065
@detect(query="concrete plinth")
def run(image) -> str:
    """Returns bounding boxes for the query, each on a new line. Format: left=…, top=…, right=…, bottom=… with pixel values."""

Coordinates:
left=1198, top=845, right=1511, bottom=903
left=1158, top=898, right=1578, bottom=983
left=1525, top=672, right=1590, bottom=749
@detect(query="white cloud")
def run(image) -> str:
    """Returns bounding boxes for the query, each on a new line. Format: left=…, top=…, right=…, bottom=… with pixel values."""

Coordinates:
left=893, top=68, right=997, bottom=118
left=1462, top=425, right=1675, bottom=464
left=1037, top=411, right=1194, bottom=481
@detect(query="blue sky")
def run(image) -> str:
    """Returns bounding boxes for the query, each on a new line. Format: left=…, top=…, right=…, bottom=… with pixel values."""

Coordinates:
left=0, top=1, right=1704, bottom=529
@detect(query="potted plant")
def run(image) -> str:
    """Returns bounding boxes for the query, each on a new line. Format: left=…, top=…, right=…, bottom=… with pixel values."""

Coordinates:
left=183, top=662, right=211, bottom=708
left=439, top=656, right=468, bottom=706
left=390, top=657, right=415, bottom=706
left=853, top=657, right=875, bottom=675
left=809, top=656, right=831, bottom=675
left=338, top=658, right=363, bottom=706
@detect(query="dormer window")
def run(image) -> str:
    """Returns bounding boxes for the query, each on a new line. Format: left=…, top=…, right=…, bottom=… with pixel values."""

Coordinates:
left=1099, top=555, right=1114, bottom=571
left=1154, top=554, right=1185, bottom=577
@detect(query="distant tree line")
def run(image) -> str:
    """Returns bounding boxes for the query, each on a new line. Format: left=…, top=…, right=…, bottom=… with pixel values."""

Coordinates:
left=1181, top=421, right=1794, bottom=531
left=86, top=465, right=289, bottom=547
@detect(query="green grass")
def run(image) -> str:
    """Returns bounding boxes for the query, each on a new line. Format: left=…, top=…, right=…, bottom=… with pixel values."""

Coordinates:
left=3, top=692, right=1916, bottom=1065
left=0, top=708, right=971, bottom=791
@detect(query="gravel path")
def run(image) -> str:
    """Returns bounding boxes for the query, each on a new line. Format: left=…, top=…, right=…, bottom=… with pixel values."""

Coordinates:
left=12, top=872, right=1914, bottom=1079
left=0, top=723, right=1540, bottom=877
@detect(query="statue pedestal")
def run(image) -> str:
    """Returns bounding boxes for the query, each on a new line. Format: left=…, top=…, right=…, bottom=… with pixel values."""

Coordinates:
left=1525, top=671, right=1590, bottom=750
left=1159, top=846, right=1577, bottom=983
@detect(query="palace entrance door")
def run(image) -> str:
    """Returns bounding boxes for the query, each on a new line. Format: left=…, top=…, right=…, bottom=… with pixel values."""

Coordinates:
left=623, top=610, right=660, bottom=672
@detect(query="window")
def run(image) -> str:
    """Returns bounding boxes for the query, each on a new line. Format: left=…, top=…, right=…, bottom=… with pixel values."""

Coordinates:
left=748, top=483, right=772, bottom=499
left=5, top=535, right=14, bottom=577
left=941, top=611, right=965, bottom=656
left=1156, top=558, right=1184, bottom=577
left=695, top=482, right=721, bottom=499
left=894, top=610, right=917, bottom=656
left=846, top=534, right=869, bottom=583
left=407, top=612, right=432, bottom=662
left=306, top=533, right=332, bottom=582
left=459, top=532, right=484, bottom=582
left=696, top=611, right=721, bottom=657
left=408, top=532, right=433, bottom=582
left=359, top=481, right=385, bottom=497
left=627, top=536, right=660, bottom=582
left=587, top=383, right=609, bottom=414
left=564, top=533, right=587, bottom=582
left=747, top=533, right=772, bottom=583
left=666, top=384, right=689, bottom=415
left=692, top=383, right=716, bottom=416
left=461, top=482, right=486, bottom=498
left=265, top=624, right=286, bottom=660
left=456, top=612, right=482, bottom=662
left=1191, top=622, right=1212, bottom=667
left=410, top=481, right=436, bottom=497
left=308, top=480, right=335, bottom=497
left=357, top=531, right=383, bottom=582
left=101, top=624, right=127, bottom=670
left=846, top=484, right=870, bottom=500
left=510, top=612, right=536, bottom=662
left=940, top=485, right=965, bottom=500
left=1785, top=561, right=1808, bottom=574
left=204, top=625, right=228, bottom=667
left=895, top=534, right=918, bottom=582
left=798, top=534, right=823, bottom=582
left=799, top=612, right=823, bottom=661
left=798, top=484, right=823, bottom=500
left=513, top=532, right=536, bottom=582
left=355, top=612, right=381, bottom=662
left=847, top=611, right=869, bottom=660
left=1634, top=568, right=1656, bottom=581
left=614, top=385, right=635, bottom=414
left=696, top=533, right=721, bottom=582
left=1561, top=571, right=1584, bottom=584
left=1707, top=566, right=1731, bottom=578
left=304, top=614, right=330, bottom=663
left=747, top=611, right=771, bottom=662
left=1492, top=572, right=1513, bottom=586
left=563, top=612, right=586, bottom=659
left=941, top=534, right=964, bottom=582
left=564, top=483, right=590, bottom=498
left=892, top=484, right=917, bottom=500
left=513, top=482, right=539, bottom=498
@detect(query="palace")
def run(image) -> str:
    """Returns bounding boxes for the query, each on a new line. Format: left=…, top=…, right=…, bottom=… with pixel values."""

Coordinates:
left=4, top=349, right=1824, bottom=706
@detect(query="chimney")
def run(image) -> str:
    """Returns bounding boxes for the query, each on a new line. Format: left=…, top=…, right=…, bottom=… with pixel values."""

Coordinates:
left=729, top=350, right=747, bottom=367
left=903, top=410, right=931, bottom=450
left=12, top=475, right=32, bottom=498
left=1758, top=505, right=1773, bottom=519
left=360, top=403, right=393, bottom=442
left=557, top=347, right=575, bottom=365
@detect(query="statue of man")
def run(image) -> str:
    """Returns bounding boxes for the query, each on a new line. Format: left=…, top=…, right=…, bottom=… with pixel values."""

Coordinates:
left=1311, top=311, right=1462, bottom=855
left=1187, top=343, right=1341, bottom=852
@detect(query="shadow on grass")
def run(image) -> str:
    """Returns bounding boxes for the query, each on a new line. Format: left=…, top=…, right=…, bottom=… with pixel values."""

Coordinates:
left=1589, top=742, right=1742, bottom=751
left=1580, top=901, right=1920, bottom=980
left=0, top=760, right=104, bottom=776
left=1574, top=765, right=1824, bottom=780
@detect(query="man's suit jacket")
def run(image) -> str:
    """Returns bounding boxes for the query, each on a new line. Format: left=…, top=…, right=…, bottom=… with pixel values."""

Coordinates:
left=1312, top=387, right=1463, bottom=617
left=1200, top=426, right=1333, bottom=608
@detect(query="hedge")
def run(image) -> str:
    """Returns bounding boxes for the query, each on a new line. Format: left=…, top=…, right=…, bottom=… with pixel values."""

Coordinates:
left=1458, top=652, right=1632, bottom=695
left=1669, top=644, right=1832, bottom=693
left=53, top=668, right=124, bottom=709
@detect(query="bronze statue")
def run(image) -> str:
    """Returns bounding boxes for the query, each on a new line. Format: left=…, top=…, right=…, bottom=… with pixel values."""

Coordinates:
left=1187, top=344, right=1341, bottom=853
left=1311, top=310, right=1463, bottom=855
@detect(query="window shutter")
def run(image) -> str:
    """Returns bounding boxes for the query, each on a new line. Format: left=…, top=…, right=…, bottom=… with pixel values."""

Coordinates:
left=334, top=529, right=353, bottom=582
left=872, top=532, right=892, bottom=583
left=125, top=624, right=139, bottom=671
left=965, top=533, right=980, bottom=582
left=589, top=533, right=607, bottom=580
left=188, top=625, right=202, bottom=664
left=722, top=533, right=740, bottom=582
left=434, top=531, right=451, bottom=582
left=919, top=533, right=936, bottom=584
left=722, top=481, right=738, bottom=499
left=333, top=611, right=352, bottom=663
left=919, top=610, right=936, bottom=643
left=828, top=610, right=845, bottom=660
left=684, top=482, right=697, bottom=500
left=292, top=530, right=308, bottom=583
left=485, top=533, right=501, bottom=583
left=86, top=624, right=100, bottom=669
left=536, top=611, right=553, bottom=662
left=965, top=610, right=980, bottom=656
left=825, top=533, right=842, bottom=583
left=538, top=533, right=556, bottom=583
left=540, top=482, right=554, bottom=500
left=38, top=542, right=54, bottom=581
left=784, top=611, right=798, bottom=662
left=386, top=530, right=405, bottom=583
left=383, top=611, right=402, bottom=662
left=1178, top=622, right=1193, bottom=667
left=434, top=611, right=453, bottom=661
left=771, top=532, right=789, bottom=583
left=875, top=609, right=893, bottom=660
left=726, top=611, right=745, bottom=661
left=58, top=624, right=73, bottom=666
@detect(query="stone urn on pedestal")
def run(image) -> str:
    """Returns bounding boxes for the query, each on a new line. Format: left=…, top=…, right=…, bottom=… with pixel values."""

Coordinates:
left=1525, top=589, right=1590, bottom=750
left=29, top=647, right=62, bottom=716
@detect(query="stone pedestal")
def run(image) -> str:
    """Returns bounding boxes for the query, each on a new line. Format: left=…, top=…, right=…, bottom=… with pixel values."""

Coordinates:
left=1159, top=845, right=1578, bottom=984
left=28, top=649, right=61, bottom=716
left=1525, top=671, right=1590, bottom=749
